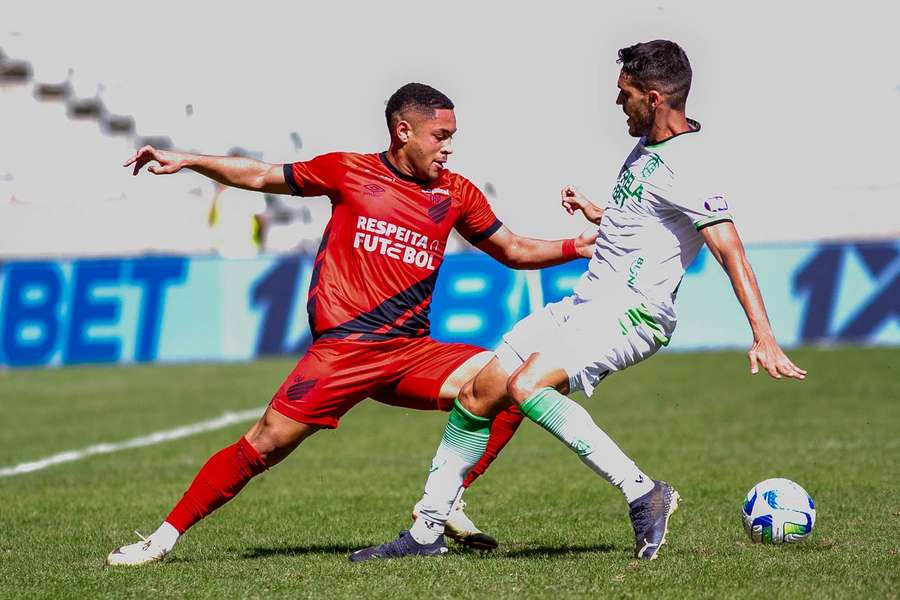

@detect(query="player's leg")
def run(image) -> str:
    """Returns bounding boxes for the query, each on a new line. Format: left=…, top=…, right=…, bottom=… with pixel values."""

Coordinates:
left=351, top=306, right=565, bottom=562
left=435, top=349, right=493, bottom=399
left=351, top=358, right=515, bottom=561
left=435, top=349, right=529, bottom=548
left=351, top=295, right=677, bottom=561
left=373, top=343, right=524, bottom=550
left=163, top=407, right=321, bottom=532
left=430, top=354, right=522, bottom=550
left=107, top=340, right=371, bottom=566
left=503, top=299, right=678, bottom=560
left=106, top=409, right=320, bottom=566
left=507, top=352, right=655, bottom=502
left=351, top=307, right=564, bottom=561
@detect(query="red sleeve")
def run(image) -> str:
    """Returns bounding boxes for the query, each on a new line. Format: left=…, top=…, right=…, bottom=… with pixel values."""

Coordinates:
left=453, top=177, right=503, bottom=245
left=282, top=152, right=346, bottom=198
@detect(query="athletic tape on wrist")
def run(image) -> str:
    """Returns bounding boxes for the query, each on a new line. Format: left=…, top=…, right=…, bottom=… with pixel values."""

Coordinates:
left=562, top=238, right=578, bottom=261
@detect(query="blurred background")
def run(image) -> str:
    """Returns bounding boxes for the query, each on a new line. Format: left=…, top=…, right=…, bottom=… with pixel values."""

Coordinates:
left=1, top=0, right=898, bottom=367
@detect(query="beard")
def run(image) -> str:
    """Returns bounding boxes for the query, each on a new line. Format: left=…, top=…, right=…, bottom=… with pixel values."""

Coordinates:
left=627, top=111, right=651, bottom=138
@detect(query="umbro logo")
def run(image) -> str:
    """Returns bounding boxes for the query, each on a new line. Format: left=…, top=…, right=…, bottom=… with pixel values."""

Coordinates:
left=364, top=183, right=386, bottom=196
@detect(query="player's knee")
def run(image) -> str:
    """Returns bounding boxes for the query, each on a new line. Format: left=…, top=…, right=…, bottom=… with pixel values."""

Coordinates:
left=507, top=368, right=541, bottom=405
left=241, top=436, right=268, bottom=466
left=244, top=427, right=283, bottom=464
left=457, top=379, right=501, bottom=418
left=457, top=379, right=479, bottom=413
left=244, top=416, right=315, bottom=466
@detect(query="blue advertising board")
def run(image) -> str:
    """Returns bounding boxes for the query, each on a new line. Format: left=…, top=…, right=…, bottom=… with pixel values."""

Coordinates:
left=1, top=240, right=897, bottom=368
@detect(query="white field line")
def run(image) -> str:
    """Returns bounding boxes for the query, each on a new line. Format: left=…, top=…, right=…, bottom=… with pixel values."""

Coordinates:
left=0, top=408, right=263, bottom=478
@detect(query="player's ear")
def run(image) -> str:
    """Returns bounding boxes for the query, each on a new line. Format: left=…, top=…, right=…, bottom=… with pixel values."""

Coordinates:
left=396, top=119, right=412, bottom=143
left=648, top=90, right=663, bottom=111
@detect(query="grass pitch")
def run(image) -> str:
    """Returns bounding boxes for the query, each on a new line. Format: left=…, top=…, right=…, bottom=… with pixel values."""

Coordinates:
left=1, top=346, right=898, bottom=599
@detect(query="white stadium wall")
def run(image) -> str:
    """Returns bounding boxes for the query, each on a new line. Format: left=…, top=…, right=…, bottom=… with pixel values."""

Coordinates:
left=2, top=1, right=899, bottom=254
left=1, top=2, right=898, bottom=365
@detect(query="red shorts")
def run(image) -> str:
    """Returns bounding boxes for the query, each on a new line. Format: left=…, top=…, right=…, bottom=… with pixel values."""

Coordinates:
left=269, top=336, right=484, bottom=429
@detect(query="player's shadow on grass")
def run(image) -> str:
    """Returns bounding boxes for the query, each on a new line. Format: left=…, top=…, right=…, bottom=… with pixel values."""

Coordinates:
left=502, top=543, right=619, bottom=558
left=240, top=543, right=619, bottom=560
left=241, top=545, right=353, bottom=559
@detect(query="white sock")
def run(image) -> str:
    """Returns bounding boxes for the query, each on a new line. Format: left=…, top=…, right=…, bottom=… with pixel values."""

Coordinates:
left=408, top=401, right=491, bottom=545
left=520, top=388, right=654, bottom=504
left=413, top=487, right=465, bottom=518
left=153, top=522, right=181, bottom=550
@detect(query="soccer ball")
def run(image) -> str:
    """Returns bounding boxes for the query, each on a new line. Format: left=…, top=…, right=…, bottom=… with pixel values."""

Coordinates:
left=741, top=478, right=816, bottom=544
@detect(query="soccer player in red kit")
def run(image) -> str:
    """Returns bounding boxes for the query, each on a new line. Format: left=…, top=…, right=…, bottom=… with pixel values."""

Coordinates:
left=106, top=83, right=594, bottom=566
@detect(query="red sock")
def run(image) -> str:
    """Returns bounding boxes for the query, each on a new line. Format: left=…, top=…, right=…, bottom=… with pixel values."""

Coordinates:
left=463, top=404, right=524, bottom=488
left=165, top=436, right=268, bottom=534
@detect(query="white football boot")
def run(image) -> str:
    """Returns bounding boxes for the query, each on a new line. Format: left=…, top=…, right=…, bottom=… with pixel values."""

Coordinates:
left=413, top=498, right=498, bottom=551
left=106, top=525, right=178, bottom=566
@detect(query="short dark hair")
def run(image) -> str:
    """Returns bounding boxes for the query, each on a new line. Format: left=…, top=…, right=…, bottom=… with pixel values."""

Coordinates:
left=617, top=40, right=692, bottom=110
left=385, top=83, right=454, bottom=130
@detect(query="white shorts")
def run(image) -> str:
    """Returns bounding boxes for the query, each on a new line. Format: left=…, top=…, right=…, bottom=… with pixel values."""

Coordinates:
left=494, top=292, right=671, bottom=397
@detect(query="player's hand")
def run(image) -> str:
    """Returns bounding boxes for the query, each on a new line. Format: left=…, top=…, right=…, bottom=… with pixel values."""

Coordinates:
left=748, top=336, right=807, bottom=380
left=561, top=185, right=590, bottom=215
left=123, top=145, right=187, bottom=176
left=575, top=226, right=597, bottom=258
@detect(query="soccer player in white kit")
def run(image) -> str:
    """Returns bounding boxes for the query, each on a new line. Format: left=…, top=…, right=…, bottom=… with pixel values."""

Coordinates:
left=352, top=39, right=807, bottom=563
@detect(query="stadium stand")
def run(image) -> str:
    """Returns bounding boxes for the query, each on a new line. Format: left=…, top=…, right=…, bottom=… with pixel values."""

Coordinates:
left=0, top=44, right=327, bottom=258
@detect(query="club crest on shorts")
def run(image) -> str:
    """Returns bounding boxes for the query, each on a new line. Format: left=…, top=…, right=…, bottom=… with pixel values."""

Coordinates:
left=286, top=377, right=317, bottom=402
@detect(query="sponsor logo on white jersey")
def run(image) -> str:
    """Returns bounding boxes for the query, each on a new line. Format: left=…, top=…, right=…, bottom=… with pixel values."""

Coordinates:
left=703, top=195, right=729, bottom=212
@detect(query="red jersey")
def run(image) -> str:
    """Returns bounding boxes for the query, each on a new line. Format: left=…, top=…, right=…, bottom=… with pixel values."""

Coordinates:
left=283, top=152, right=502, bottom=341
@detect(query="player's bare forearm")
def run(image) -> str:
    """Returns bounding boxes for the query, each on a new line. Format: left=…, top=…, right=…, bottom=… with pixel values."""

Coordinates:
left=477, top=225, right=595, bottom=269
left=187, top=155, right=287, bottom=193
left=701, top=221, right=807, bottom=380
left=561, top=185, right=604, bottom=225
left=503, top=236, right=580, bottom=269
left=566, top=201, right=604, bottom=225
left=123, top=146, right=291, bottom=194
left=580, top=203, right=604, bottom=225
left=720, top=247, right=774, bottom=340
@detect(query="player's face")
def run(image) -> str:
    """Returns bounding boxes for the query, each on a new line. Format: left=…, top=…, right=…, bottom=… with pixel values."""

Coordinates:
left=616, top=71, right=652, bottom=138
left=405, top=108, right=456, bottom=182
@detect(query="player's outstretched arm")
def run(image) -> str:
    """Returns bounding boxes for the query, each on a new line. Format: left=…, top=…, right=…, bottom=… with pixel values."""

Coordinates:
left=475, top=224, right=596, bottom=270
left=123, top=145, right=292, bottom=194
left=561, top=185, right=604, bottom=225
left=700, top=221, right=807, bottom=381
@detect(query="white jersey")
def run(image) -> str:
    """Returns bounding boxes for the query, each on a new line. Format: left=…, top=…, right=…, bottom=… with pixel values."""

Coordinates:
left=574, top=120, right=733, bottom=333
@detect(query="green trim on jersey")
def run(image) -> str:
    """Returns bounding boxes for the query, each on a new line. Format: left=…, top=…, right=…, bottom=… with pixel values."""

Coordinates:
left=644, top=118, right=702, bottom=148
